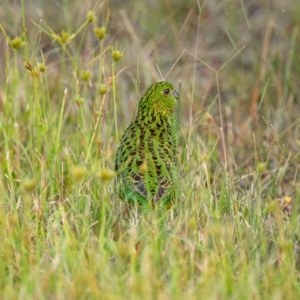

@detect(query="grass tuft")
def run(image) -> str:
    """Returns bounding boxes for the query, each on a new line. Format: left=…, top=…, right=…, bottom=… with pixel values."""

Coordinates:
left=0, top=0, right=300, bottom=299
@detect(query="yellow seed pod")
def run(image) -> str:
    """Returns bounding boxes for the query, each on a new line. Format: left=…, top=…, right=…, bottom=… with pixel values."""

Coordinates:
left=10, top=36, right=25, bottom=50
left=32, top=67, right=40, bottom=78
left=53, top=30, right=74, bottom=45
left=100, top=169, right=116, bottom=182
left=38, top=63, right=46, bottom=73
left=75, top=97, right=85, bottom=106
left=22, top=178, right=37, bottom=193
left=99, top=85, right=108, bottom=95
left=71, top=166, right=86, bottom=182
left=94, top=27, right=106, bottom=40
left=112, top=49, right=123, bottom=62
left=86, top=11, right=97, bottom=23
left=80, top=70, right=91, bottom=82
left=257, top=162, right=267, bottom=174
left=199, top=154, right=209, bottom=162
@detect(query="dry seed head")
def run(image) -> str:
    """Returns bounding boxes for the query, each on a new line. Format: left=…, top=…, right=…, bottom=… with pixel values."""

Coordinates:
left=257, top=162, right=267, bottom=174
left=10, top=36, right=25, bottom=50
left=53, top=30, right=75, bottom=45
left=112, top=49, right=123, bottom=62
left=99, top=85, right=108, bottom=95
left=199, top=154, right=209, bottom=162
left=38, top=63, right=46, bottom=73
left=212, top=211, right=221, bottom=220
left=24, top=60, right=32, bottom=72
left=71, top=166, right=86, bottom=182
left=24, top=61, right=41, bottom=78
left=188, top=218, right=197, bottom=230
left=32, top=67, right=40, bottom=78
left=279, top=240, right=293, bottom=251
left=22, top=178, right=37, bottom=193
left=94, top=27, right=106, bottom=40
left=75, top=96, right=85, bottom=106
left=86, top=11, right=97, bottom=23
left=80, top=70, right=91, bottom=82
left=99, top=169, right=116, bottom=182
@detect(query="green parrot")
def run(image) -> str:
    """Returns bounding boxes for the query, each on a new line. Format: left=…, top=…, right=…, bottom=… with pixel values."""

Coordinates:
left=115, top=81, right=178, bottom=209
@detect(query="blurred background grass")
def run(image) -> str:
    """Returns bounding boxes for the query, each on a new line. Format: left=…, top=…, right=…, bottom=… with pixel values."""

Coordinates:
left=1, top=0, right=299, bottom=178
left=1, top=0, right=300, bottom=298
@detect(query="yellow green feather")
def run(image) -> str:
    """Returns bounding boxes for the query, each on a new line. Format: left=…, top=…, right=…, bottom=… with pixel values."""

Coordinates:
left=115, top=81, right=178, bottom=207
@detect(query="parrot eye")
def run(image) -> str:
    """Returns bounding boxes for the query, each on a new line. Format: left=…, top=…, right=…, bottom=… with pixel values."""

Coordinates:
left=163, top=88, right=170, bottom=95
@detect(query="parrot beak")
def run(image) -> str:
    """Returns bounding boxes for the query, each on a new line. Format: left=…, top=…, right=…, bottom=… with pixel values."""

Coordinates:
left=173, top=89, right=179, bottom=99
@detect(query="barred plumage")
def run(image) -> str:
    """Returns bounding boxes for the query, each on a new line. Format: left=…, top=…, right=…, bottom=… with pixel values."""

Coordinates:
left=115, top=81, right=178, bottom=207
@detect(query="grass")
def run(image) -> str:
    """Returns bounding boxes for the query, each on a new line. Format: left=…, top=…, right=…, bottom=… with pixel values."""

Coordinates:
left=0, top=0, right=300, bottom=299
